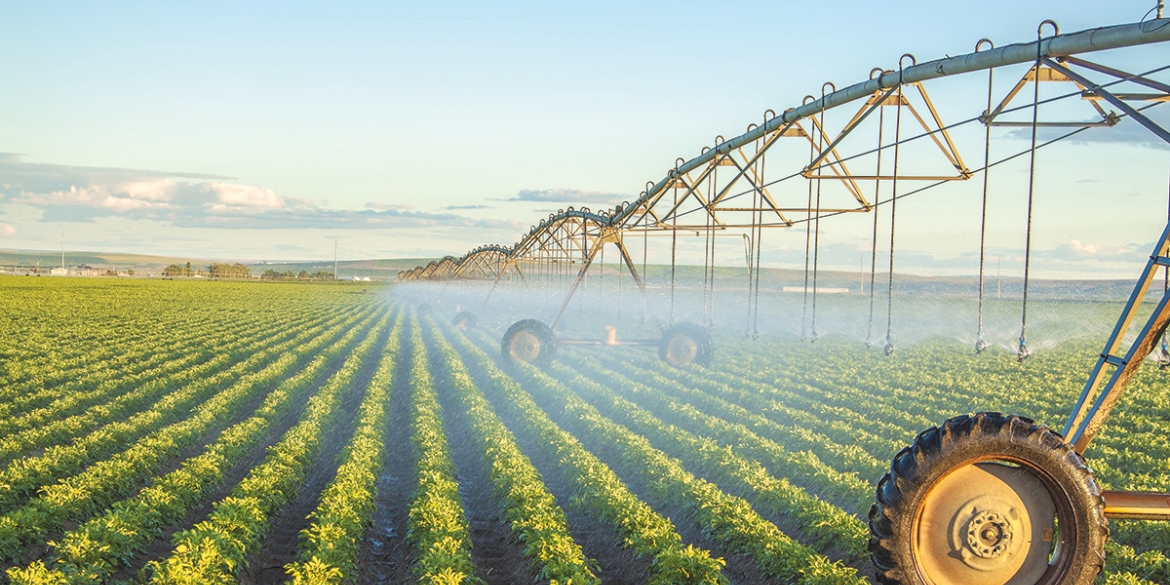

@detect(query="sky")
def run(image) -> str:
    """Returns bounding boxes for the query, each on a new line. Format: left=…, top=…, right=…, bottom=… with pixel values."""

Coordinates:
left=0, top=0, right=1168, bottom=277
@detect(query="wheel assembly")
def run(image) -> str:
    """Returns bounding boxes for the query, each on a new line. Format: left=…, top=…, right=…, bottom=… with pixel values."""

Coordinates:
left=416, top=303, right=432, bottom=315
left=501, top=319, right=556, bottom=366
left=658, top=322, right=713, bottom=367
left=452, top=311, right=477, bottom=330
left=869, top=412, right=1107, bottom=585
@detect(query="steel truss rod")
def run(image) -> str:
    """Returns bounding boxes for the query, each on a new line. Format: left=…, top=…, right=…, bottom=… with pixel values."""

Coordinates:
left=616, top=18, right=1170, bottom=228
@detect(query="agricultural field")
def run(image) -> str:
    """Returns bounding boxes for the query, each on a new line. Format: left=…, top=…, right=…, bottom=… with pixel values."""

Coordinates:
left=2, top=276, right=1170, bottom=584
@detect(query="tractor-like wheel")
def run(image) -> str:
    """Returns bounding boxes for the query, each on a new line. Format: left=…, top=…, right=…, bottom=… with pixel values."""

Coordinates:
left=417, top=303, right=432, bottom=315
left=501, top=319, right=556, bottom=366
left=452, top=311, right=477, bottom=330
left=658, top=322, right=713, bottom=367
left=869, top=412, right=1107, bottom=585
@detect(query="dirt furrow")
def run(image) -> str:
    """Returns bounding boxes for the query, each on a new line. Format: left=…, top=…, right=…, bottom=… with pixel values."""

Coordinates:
left=239, top=322, right=394, bottom=584
left=355, top=323, right=415, bottom=584
left=445, top=325, right=654, bottom=584
left=424, top=324, right=533, bottom=585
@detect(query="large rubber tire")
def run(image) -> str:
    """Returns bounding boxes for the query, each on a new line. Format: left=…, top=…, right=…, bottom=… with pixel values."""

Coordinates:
left=869, top=412, right=1107, bottom=585
left=658, top=322, right=713, bottom=367
left=501, top=319, right=556, bottom=366
left=417, top=303, right=432, bottom=315
left=452, top=311, right=477, bottom=330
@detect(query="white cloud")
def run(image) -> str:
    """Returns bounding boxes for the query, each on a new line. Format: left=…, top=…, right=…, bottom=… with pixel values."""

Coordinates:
left=205, top=183, right=283, bottom=209
left=0, top=154, right=518, bottom=232
left=1069, top=239, right=1099, bottom=256
left=0, top=223, right=14, bottom=237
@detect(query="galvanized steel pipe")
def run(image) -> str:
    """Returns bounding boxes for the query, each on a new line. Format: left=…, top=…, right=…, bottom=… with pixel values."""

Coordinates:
left=624, top=19, right=1170, bottom=224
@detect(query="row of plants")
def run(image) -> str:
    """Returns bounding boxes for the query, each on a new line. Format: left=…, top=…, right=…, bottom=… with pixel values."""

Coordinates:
left=5, top=309, right=386, bottom=584
left=500, top=352, right=865, bottom=584
left=424, top=318, right=600, bottom=584
left=551, top=358, right=869, bottom=564
left=0, top=306, right=368, bottom=517
left=0, top=309, right=274, bottom=422
left=404, top=319, right=478, bottom=584
left=0, top=301, right=188, bottom=393
left=0, top=308, right=376, bottom=565
left=0, top=307, right=335, bottom=464
left=444, top=324, right=729, bottom=585
left=0, top=278, right=329, bottom=395
left=571, top=353, right=874, bottom=514
left=284, top=313, right=405, bottom=583
left=594, top=348, right=902, bottom=473
left=146, top=309, right=393, bottom=583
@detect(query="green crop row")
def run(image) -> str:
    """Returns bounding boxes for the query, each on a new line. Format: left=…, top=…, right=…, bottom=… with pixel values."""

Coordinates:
left=569, top=353, right=874, bottom=515
left=0, top=307, right=336, bottom=464
left=5, top=308, right=383, bottom=585
left=425, top=318, right=599, bottom=584
left=0, top=305, right=369, bottom=518
left=0, top=313, right=249, bottom=421
left=284, top=312, right=405, bottom=584
left=404, top=318, right=478, bottom=585
left=553, top=357, right=869, bottom=564
left=0, top=306, right=376, bottom=567
left=446, top=325, right=728, bottom=585
left=591, top=348, right=899, bottom=475
left=146, top=308, right=391, bottom=583
left=505, top=354, right=865, bottom=585
left=0, top=279, right=335, bottom=395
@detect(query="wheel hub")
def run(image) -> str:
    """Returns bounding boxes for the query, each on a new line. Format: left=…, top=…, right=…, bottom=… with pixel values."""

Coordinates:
left=509, top=331, right=541, bottom=362
left=665, top=334, right=697, bottom=365
left=914, top=462, right=1057, bottom=585
left=964, top=509, right=1015, bottom=560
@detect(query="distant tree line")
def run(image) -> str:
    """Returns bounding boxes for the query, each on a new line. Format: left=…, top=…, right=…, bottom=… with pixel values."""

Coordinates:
left=163, top=262, right=197, bottom=277
left=162, top=262, right=253, bottom=279
left=208, top=263, right=251, bottom=278
left=261, top=269, right=335, bottom=280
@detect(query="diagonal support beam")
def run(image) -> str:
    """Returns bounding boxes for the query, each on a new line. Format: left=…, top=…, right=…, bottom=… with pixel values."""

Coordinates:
left=1042, top=56, right=1170, bottom=145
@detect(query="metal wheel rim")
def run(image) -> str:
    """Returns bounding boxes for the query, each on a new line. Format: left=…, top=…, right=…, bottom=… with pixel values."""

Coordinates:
left=509, top=331, right=542, bottom=362
left=665, top=334, right=698, bottom=366
left=913, top=460, right=1058, bottom=585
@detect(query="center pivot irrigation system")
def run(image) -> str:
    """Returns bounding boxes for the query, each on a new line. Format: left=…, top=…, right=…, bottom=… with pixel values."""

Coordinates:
left=400, top=13, right=1170, bottom=585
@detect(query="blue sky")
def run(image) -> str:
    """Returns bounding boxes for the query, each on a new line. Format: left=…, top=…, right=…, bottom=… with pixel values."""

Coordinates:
left=0, top=0, right=1167, bottom=277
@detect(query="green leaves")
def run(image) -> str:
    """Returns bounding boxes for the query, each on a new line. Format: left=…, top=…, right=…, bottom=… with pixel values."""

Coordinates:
left=405, top=319, right=478, bottom=584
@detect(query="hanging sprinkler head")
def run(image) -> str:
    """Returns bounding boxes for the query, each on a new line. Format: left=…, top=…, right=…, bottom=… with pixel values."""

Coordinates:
left=1017, top=338, right=1030, bottom=363
left=810, top=329, right=819, bottom=344
left=865, top=335, right=874, bottom=350
left=885, top=336, right=895, bottom=356
left=1159, top=339, right=1169, bottom=371
left=975, top=335, right=988, bottom=355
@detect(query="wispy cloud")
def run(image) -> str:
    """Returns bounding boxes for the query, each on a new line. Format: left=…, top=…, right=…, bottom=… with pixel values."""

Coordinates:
left=365, top=201, right=415, bottom=211
left=0, top=154, right=521, bottom=231
left=0, top=223, right=15, bottom=237
left=1005, top=107, right=1170, bottom=149
left=507, top=188, right=629, bottom=204
left=443, top=204, right=492, bottom=210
